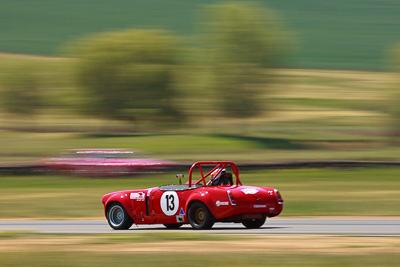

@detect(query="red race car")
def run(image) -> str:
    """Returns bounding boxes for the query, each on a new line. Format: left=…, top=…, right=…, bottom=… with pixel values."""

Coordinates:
left=102, top=161, right=284, bottom=230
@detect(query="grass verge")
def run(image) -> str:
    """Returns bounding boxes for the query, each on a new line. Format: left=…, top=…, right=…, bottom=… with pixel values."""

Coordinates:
left=0, top=167, right=399, bottom=218
left=0, top=234, right=399, bottom=266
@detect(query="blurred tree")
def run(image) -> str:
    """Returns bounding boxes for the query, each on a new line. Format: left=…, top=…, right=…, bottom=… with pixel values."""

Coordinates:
left=0, top=64, right=43, bottom=116
left=72, top=30, right=182, bottom=125
left=200, top=2, right=288, bottom=118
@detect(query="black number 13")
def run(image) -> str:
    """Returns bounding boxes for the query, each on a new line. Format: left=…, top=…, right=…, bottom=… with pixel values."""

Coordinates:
left=165, top=194, right=175, bottom=211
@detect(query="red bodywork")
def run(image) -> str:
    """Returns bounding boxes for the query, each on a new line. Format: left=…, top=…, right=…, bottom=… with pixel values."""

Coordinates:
left=41, top=149, right=177, bottom=176
left=102, top=161, right=283, bottom=228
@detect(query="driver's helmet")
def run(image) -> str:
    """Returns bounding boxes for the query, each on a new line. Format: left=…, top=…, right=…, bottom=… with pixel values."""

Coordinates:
left=210, top=168, right=226, bottom=181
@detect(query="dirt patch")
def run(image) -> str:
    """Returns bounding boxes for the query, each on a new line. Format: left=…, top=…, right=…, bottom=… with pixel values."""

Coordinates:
left=1, top=235, right=399, bottom=255
left=0, top=236, right=95, bottom=252
left=275, top=69, right=397, bottom=82
left=270, top=68, right=396, bottom=101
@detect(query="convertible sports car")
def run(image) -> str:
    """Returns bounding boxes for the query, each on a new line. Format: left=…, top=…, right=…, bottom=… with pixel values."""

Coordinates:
left=102, top=161, right=284, bottom=230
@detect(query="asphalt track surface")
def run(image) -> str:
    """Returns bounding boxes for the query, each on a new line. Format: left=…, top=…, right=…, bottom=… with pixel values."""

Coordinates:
left=1, top=218, right=399, bottom=235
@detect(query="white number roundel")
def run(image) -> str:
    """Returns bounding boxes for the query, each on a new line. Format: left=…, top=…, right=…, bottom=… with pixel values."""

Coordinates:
left=160, top=191, right=179, bottom=216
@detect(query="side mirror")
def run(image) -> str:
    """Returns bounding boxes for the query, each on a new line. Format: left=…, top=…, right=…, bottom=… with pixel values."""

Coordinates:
left=176, top=174, right=184, bottom=185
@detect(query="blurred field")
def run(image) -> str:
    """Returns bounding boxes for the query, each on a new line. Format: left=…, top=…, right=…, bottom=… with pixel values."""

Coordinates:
left=1, top=0, right=400, bottom=70
left=0, top=54, right=399, bottom=163
left=0, top=168, right=399, bottom=219
left=0, top=233, right=399, bottom=266
left=0, top=252, right=398, bottom=267
left=1, top=131, right=400, bottom=164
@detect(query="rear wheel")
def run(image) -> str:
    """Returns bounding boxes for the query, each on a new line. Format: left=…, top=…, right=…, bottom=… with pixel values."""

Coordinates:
left=188, top=202, right=215, bottom=230
left=163, top=224, right=183, bottom=229
left=107, top=203, right=133, bottom=230
left=242, top=215, right=266, bottom=229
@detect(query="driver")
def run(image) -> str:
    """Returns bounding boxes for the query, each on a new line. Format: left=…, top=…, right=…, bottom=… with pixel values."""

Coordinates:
left=207, top=168, right=226, bottom=186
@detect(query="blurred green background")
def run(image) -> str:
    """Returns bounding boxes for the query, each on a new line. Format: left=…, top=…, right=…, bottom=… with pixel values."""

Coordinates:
left=0, top=0, right=399, bottom=214
left=1, top=0, right=400, bottom=70
left=1, top=1, right=400, bottom=264
left=1, top=0, right=400, bottom=147
left=0, top=0, right=399, bottom=210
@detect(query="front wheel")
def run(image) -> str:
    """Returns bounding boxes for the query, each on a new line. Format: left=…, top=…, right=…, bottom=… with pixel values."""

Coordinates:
left=188, top=202, right=215, bottom=230
left=242, top=215, right=266, bottom=229
left=107, top=203, right=133, bottom=230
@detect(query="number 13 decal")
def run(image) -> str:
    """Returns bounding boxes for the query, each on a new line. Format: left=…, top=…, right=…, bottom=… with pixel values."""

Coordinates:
left=160, top=191, right=179, bottom=216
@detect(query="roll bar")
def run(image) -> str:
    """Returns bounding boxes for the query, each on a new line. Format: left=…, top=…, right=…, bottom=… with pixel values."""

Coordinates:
left=188, top=161, right=242, bottom=187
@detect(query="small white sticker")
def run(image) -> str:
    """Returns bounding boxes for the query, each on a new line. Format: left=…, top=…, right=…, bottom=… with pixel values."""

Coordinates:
left=216, top=200, right=229, bottom=207
left=160, top=191, right=179, bottom=216
left=130, top=192, right=145, bottom=201
left=176, top=215, right=184, bottom=223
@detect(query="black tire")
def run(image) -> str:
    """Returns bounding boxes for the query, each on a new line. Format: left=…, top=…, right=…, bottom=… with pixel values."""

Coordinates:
left=242, top=215, right=266, bottom=229
left=106, top=202, right=134, bottom=230
left=163, top=223, right=183, bottom=229
left=188, top=202, right=215, bottom=230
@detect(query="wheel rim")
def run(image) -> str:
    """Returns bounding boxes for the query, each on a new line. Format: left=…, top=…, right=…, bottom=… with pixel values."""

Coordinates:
left=109, top=206, right=124, bottom=227
left=194, top=207, right=205, bottom=225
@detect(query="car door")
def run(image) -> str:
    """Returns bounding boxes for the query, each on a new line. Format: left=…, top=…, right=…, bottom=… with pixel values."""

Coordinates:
left=151, top=189, right=186, bottom=224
